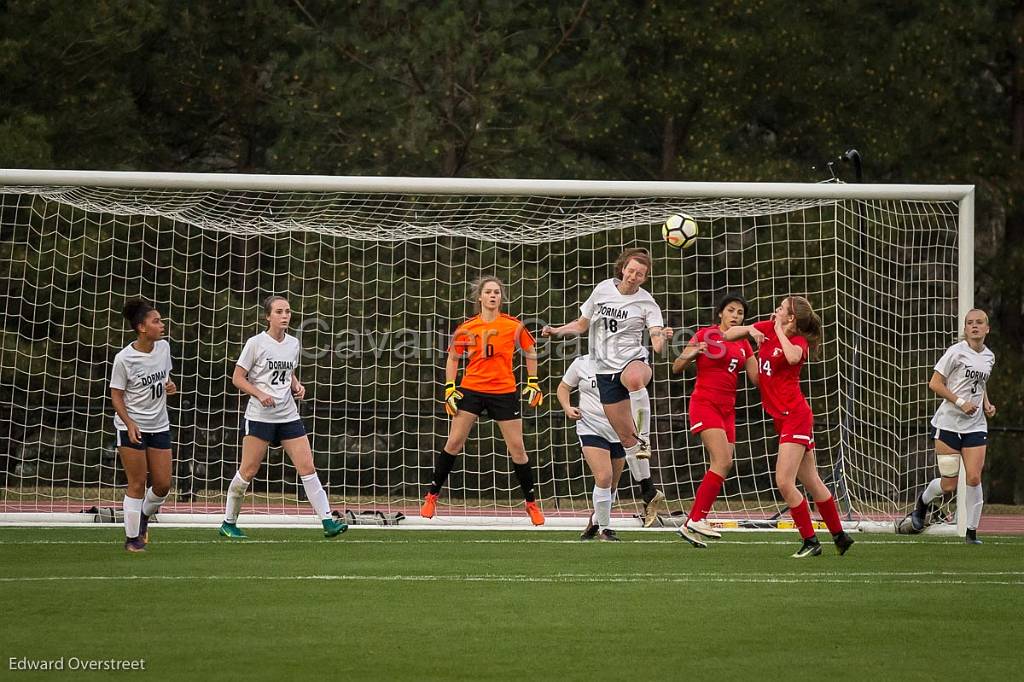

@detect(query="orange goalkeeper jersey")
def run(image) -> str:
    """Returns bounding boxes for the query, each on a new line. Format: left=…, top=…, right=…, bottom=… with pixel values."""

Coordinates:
left=449, top=314, right=536, bottom=394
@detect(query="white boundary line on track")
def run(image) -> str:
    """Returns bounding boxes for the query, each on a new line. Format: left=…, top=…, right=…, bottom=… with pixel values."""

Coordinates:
left=1, top=537, right=1022, bottom=545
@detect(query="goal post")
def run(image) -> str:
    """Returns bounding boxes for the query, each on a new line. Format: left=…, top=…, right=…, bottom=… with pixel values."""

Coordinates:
left=0, top=170, right=974, bottom=532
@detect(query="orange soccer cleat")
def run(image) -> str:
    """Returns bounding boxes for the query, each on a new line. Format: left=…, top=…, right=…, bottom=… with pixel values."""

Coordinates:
left=525, top=500, right=545, bottom=526
left=421, top=492, right=438, bottom=519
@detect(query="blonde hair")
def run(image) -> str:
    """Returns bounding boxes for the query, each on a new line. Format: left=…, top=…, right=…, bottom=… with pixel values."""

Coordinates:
left=469, top=276, right=504, bottom=313
left=788, top=295, right=822, bottom=356
left=614, top=248, right=653, bottom=279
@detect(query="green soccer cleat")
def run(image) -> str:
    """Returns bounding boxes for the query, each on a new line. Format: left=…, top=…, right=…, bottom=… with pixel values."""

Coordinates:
left=219, top=521, right=248, bottom=539
left=322, top=518, right=349, bottom=538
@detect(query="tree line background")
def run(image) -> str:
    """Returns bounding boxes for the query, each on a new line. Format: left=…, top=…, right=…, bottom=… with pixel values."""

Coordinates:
left=1, top=0, right=1022, bottom=503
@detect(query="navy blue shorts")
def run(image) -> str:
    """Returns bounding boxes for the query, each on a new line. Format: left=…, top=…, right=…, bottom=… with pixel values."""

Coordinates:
left=457, top=388, right=521, bottom=421
left=117, top=430, right=172, bottom=451
left=595, top=360, right=650, bottom=405
left=243, top=419, right=307, bottom=447
left=934, top=428, right=987, bottom=451
left=579, top=434, right=626, bottom=459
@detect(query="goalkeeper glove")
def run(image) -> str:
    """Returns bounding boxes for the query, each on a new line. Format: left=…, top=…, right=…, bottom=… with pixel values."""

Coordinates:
left=522, top=376, right=544, bottom=408
left=443, top=381, right=463, bottom=417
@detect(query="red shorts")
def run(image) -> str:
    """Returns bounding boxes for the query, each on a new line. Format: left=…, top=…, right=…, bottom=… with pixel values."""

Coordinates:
left=688, top=394, right=737, bottom=443
left=772, top=408, right=815, bottom=451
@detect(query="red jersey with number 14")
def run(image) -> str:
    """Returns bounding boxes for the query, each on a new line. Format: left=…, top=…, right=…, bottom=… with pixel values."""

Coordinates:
left=690, top=325, right=754, bottom=404
left=753, top=320, right=809, bottom=418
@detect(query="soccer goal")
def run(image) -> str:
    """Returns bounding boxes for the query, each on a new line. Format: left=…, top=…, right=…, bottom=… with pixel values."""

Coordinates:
left=0, top=170, right=974, bottom=533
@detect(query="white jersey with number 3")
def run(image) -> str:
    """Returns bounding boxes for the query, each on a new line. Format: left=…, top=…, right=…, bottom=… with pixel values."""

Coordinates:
left=930, top=340, right=995, bottom=434
left=561, top=355, right=619, bottom=443
left=110, top=339, right=172, bottom=433
left=237, top=332, right=301, bottom=423
left=581, top=278, right=665, bottom=374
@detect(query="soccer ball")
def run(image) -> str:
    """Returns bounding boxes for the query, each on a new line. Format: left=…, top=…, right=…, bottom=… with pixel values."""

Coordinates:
left=661, top=214, right=699, bottom=249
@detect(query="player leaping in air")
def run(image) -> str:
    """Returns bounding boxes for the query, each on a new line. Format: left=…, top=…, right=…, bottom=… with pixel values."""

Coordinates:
left=422, top=276, right=546, bottom=525
left=543, top=248, right=672, bottom=522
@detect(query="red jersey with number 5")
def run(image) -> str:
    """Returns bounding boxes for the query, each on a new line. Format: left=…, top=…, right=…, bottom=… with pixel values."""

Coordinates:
left=753, top=320, right=809, bottom=418
left=691, top=325, right=754, bottom=404
left=450, top=314, right=536, bottom=395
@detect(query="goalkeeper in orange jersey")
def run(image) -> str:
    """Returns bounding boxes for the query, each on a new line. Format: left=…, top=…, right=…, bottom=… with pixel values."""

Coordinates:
left=421, top=275, right=546, bottom=525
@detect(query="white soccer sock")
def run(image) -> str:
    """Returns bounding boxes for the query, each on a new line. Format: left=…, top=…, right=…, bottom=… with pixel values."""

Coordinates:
left=921, top=478, right=945, bottom=504
left=224, top=472, right=250, bottom=524
left=141, top=487, right=168, bottom=517
left=301, top=472, right=331, bottom=520
left=628, top=388, right=651, bottom=441
left=625, top=453, right=651, bottom=482
left=593, top=485, right=613, bottom=530
left=123, top=495, right=143, bottom=539
left=966, top=483, right=984, bottom=530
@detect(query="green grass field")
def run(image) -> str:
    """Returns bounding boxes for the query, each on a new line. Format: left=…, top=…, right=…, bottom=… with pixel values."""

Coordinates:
left=1, top=528, right=1021, bottom=681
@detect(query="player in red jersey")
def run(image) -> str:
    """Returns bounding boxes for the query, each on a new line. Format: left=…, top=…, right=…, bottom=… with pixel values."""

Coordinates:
left=726, top=295, right=854, bottom=557
left=671, top=294, right=758, bottom=548
left=421, top=275, right=546, bottom=525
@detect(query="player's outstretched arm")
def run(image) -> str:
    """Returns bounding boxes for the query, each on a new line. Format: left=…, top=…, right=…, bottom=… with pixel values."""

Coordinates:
left=723, top=324, right=764, bottom=344
left=541, top=317, right=590, bottom=338
left=672, top=340, right=706, bottom=374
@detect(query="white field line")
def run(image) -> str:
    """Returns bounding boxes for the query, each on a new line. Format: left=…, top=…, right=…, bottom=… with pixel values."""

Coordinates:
left=0, top=573, right=1021, bottom=586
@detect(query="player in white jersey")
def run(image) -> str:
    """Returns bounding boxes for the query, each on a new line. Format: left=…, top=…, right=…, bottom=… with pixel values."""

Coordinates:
left=543, top=248, right=673, bottom=467
left=219, top=295, right=347, bottom=540
left=909, top=309, right=996, bottom=543
left=109, top=300, right=176, bottom=552
left=557, top=354, right=665, bottom=541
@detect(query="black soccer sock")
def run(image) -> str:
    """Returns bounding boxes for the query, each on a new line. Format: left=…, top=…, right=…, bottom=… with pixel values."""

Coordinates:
left=429, top=450, right=458, bottom=495
left=640, top=477, right=656, bottom=503
left=513, top=461, right=536, bottom=503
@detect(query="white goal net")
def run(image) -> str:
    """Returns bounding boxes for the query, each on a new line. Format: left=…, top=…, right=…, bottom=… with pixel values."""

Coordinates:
left=0, top=171, right=973, bottom=530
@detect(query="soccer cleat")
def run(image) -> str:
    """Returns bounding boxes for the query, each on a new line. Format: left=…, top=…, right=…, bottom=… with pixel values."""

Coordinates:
left=580, top=515, right=599, bottom=541
left=124, top=536, right=146, bottom=553
left=138, top=513, right=150, bottom=545
left=218, top=521, right=248, bottom=539
left=791, top=537, right=823, bottom=558
left=420, top=492, right=438, bottom=519
left=642, top=490, right=666, bottom=528
left=909, top=494, right=927, bottom=533
left=525, top=500, right=545, bottom=526
left=685, top=517, right=722, bottom=540
left=833, top=531, right=855, bottom=555
left=596, top=529, right=621, bottom=542
left=676, top=525, right=708, bottom=549
left=322, top=517, right=349, bottom=538
left=965, top=528, right=982, bottom=545
left=635, top=435, right=651, bottom=460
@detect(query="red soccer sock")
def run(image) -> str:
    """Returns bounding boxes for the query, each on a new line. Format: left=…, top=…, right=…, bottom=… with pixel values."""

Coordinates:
left=815, top=495, right=844, bottom=535
left=789, top=497, right=816, bottom=539
left=688, top=470, right=724, bottom=522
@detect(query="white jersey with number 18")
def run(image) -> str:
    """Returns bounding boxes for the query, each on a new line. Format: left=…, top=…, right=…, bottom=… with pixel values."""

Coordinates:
left=580, top=278, right=665, bottom=375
